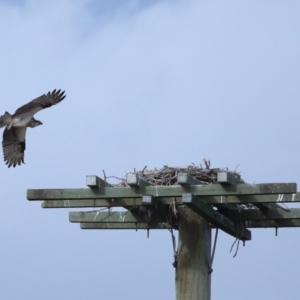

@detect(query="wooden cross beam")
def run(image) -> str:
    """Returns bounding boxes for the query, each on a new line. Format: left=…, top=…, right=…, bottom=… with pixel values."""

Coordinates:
left=182, top=193, right=251, bottom=240
left=40, top=192, right=300, bottom=209
left=27, top=172, right=300, bottom=242
left=216, top=171, right=282, bottom=212
left=223, top=206, right=300, bottom=221
left=27, top=182, right=296, bottom=200
left=80, top=222, right=171, bottom=230
left=69, top=210, right=164, bottom=223
left=26, top=170, right=300, bottom=300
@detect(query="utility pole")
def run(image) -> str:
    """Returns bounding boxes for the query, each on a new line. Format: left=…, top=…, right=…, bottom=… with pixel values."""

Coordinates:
left=27, top=167, right=300, bottom=299
left=176, top=208, right=211, bottom=300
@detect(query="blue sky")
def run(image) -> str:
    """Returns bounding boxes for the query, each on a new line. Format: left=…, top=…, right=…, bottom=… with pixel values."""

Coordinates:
left=1, top=1, right=300, bottom=299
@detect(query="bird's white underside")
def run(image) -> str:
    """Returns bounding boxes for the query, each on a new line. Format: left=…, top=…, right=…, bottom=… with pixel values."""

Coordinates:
left=7, top=115, right=33, bottom=129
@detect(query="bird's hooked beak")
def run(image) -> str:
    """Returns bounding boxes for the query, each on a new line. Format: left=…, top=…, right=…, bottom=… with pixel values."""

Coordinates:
left=27, top=118, right=43, bottom=128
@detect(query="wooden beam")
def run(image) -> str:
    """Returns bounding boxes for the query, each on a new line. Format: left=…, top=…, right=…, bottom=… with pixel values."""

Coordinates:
left=80, top=222, right=171, bottom=230
left=217, top=171, right=243, bottom=185
left=141, top=195, right=154, bottom=204
left=78, top=218, right=300, bottom=229
left=41, top=197, right=180, bottom=208
left=33, top=193, right=300, bottom=205
left=214, top=171, right=242, bottom=212
left=224, top=207, right=300, bottom=221
left=42, top=198, right=143, bottom=208
left=183, top=193, right=251, bottom=241
left=243, top=219, right=300, bottom=228
left=86, top=175, right=111, bottom=188
left=27, top=182, right=297, bottom=200
left=126, top=174, right=151, bottom=187
left=69, top=211, right=164, bottom=223
left=177, top=172, right=205, bottom=185
left=85, top=176, right=137, bottom=211
left=216, top=171, right=279, bottom=212
left=202, top=192, right=300, bottom=204
left=141, top=195, right=168, bottom=217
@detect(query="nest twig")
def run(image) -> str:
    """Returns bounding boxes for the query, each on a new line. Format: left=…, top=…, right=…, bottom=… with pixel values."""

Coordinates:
left=112, top=162, right=244, bottom=187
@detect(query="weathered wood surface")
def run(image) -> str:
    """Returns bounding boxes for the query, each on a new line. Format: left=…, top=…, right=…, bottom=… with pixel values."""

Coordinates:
left=126, top=174, right=151, bottom=187
left=225, top=207, right=300, bottom=221
left=27, top=183, right=297, bottom=200
left=86, top=175, right=111, bottom=188
left=42, top=198, right=143, bottom=208
left=69, top=211, right=164, bottom=223
left=243, top=219, right=300, bottom=228
left=80, top=222, right=170, bottom=230
left=217, top=171, right=243, bottom=185
left=36, top=193, right=300, bottom=207
left=183, top=194, right=251, bottom=240
left=176, top=207, right=211, bottom=300
left=77, top=218, right=300, bottom=229
left=178, top=172, right=205, bottom=185
left=203, top=192, right=300, bottom=204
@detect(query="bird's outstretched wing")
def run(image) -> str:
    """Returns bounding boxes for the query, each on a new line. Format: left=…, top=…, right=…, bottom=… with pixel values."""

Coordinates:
left=0, top=112, right=12, bottom=128
left=2, top=127, right=27, bottom=167
left=14, top=89, right=66, bottom=116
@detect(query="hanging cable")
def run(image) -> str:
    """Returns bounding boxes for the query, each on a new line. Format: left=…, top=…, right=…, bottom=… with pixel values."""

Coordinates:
left=209, top=228, right=219, bottom=274
left=170, top=227, right=178, bottom=268
left=230, top=222, right=245, bottom=258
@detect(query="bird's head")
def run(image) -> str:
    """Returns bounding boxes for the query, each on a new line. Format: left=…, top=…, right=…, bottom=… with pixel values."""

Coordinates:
left=28, top=118, right=43, bottom=128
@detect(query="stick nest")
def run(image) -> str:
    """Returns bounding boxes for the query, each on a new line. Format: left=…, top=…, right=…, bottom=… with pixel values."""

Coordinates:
left=108, top=160, right=244, bottom=187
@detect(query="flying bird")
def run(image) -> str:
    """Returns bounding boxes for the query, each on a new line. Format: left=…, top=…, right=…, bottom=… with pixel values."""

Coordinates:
left=0, top=89, right=66, bottom=167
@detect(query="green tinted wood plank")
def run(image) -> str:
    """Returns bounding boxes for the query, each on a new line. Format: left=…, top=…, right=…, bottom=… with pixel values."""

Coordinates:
left=69, top=211, right=164, bottom=223
left=41, top=197, right=177, bottom=208
left=177, top=172, right=206, bottom=185
left=202, top=192, right=300, bottom=204
left=217, top=171, right=244, bottom=185
left=33, top=192, right=300, bottom=205
left=126, top=174, right=151, bottom=187
left=216, top=172, right=281, bottom=212
left=86, top=175, right=111, bottom=188
left=183, top=194, right=251, bottom=241
left=42, top=198, right=143, bottom=208
left=80, top=222, right=170, bottom=229
left=27, top=182, right=297, bottom=200
left=225, top=207, right=300, bottom=221
left=244, top=219, right=300, bottom=228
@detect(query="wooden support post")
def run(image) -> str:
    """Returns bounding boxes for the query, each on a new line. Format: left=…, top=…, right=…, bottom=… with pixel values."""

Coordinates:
left=176, top=207, right=211, bottom=300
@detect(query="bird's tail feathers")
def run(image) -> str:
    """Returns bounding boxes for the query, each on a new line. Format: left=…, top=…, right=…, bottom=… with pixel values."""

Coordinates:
left=0, top=112, right=12, bottom=128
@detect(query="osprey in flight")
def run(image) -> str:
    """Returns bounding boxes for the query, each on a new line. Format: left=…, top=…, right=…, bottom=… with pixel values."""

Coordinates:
left=0, top=89, right=66, bottom=167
